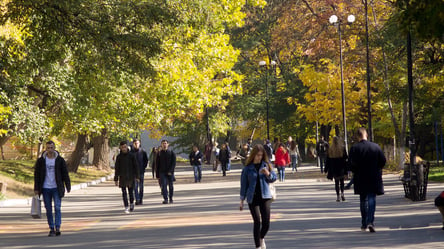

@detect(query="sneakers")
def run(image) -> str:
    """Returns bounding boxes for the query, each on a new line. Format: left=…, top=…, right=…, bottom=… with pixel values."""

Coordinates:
left=336, top=195, right=340, bottom=202
left=260, top=238, right=266, bottom=249
left=162, top=200, right=168, bottom=204
left=48, top=229, right=56, bottom=237
left=169, top=198, right=173, bottom=204
left=130, top=203, right=134, bottom=212
left=368, top=224, right=376, bottom=233
left=361, top=226, right=367, bottom=232
left=341, top=193, right=345, bottom=201
left=124, top=207, right=130, bottom=214
left=55, top=229, right=61, bottom=236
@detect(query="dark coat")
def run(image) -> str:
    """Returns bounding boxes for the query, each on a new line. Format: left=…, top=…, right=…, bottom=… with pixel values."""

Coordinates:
left=156, top=149, right=176, bottom=175
left=325, top=149, right=348, bottom=180
left=34, top=151, right=71, bottom=198
left=189, top=151, right=204, bottom=166
left=114, top=152, right=140, bottom=188
left=349, top=140, right=386, bottom=195
left=218, top=148, right=230, bottom=164
left=130, top=148, right=148, bottom=174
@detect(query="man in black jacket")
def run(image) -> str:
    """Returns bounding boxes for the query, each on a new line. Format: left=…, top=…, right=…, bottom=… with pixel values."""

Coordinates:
left=34, top=141, right=71, bottom=237
left=131, top=139, right=148, bottom=205
left=189, top=145, right=203, bottom=183
left=115, top=141, right=140, bottom=213
left=349, top=127, right=386, bottom=233
left=156, top=140, right=176, bottom=204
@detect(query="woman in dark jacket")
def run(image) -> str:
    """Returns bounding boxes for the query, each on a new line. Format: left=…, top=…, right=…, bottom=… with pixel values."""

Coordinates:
left=218, top=143, right=230, bottom=176
left=325, top=136, right=348, bottom=202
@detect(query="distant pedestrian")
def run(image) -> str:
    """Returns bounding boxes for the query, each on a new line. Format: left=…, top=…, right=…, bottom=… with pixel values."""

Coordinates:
left=263, top=139, right=273, bottom=162
left=238, top=143, right=249, bottom=166
left=189, top=145, right=204, bottom=183
left=130, top=139, right=148, bottom=205
left=272, top=137, right=280, bottom=155
left=225, top=141, right=232, bottom=171
left=156, top=140, right=176, bottom=204
left=114, top=141, right=140, bottom=214
left=240, top=144, right=277, bottom=249
left=149, top=147, right=161, bottom=189
left=218, top=143, right=230, bottom=176
left=204, top=141, right=213, bottom=164
left=34, top=141, right=71, bottom=237
left=211, top=142, right=219, bottom=171
left=324, top=136, right=348, bottom=202
left=289, top=140, right=300, bottom=172
left=275, top=143, right=290, bottom=181
left=247, top=138, right=253, bottom=153
left=286, top=136, right=293, bottom=149
left=316, top=136, right=329, bottom=173
left=349, top=128, right=386, bottom=232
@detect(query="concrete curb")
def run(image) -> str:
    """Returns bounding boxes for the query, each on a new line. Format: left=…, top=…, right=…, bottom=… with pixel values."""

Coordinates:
left=0, top=173, right=114, bottom=208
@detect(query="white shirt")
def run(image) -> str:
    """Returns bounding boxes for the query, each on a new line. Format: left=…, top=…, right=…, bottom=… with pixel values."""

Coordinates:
left=43, top=157, right=57, bottom=189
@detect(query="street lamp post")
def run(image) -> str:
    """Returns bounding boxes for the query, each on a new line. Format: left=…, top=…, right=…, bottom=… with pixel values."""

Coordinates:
left=329, top=14, right=355, bottom=152
left=364, top=0, right=373, bottom=141
left=259, top=60, right=276, bottom=141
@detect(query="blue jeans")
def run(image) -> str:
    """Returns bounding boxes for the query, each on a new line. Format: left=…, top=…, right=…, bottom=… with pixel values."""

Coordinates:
left=193, top=165, right=202, bottom=182
left=277, top=166, right=285, bottom=181
left=134, top=172, right=145, bottom=202
left=291, top=155, right=298, bottom=171
left=42, top=188, right=62, bottom=230
left=227, top=159, right=231, bottom=171
left=160, top=173, right=174, bottom=201
left=319, top=155, right=326, bottom=173
left=360, top=193, right=376, bottom=227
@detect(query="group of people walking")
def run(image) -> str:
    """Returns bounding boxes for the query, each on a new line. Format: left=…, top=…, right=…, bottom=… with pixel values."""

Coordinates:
left=33, top=127, right=387, bottom=249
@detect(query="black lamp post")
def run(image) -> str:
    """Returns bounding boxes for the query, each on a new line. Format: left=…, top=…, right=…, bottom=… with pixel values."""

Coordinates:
left=259, top=60, right=276, bottom=141
left=364, top=0, right=373, bottom=142
left=329, top=14, right=355, bottom=152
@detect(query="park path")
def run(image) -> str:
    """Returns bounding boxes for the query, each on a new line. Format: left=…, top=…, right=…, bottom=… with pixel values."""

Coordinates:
left=0, top=164, right=443, bottom=249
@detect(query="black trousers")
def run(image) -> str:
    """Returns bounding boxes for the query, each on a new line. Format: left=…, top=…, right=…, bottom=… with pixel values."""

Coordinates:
left=248, top=198, right=272, bottom=248
left=335, top=177, right=345, bottom=195
left=121, top=186, right=134, bottom=207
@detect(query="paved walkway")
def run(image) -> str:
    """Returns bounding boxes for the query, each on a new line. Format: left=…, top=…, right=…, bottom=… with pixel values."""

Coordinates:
left=1, top=165, right=443, bottom=248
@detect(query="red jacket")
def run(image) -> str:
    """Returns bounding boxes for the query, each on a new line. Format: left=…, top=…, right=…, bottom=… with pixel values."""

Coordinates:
left=275, top=147, right=290, bottom=167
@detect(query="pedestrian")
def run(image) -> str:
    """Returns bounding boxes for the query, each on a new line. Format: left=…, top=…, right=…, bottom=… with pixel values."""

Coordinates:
left=316, top=136, right=329, bottom=173
left=274, top=143, right=290, bottom=182
left=286, top=136, right=293, bottom=149
left=204, top=141, right=213, bottom=164
left=34, top=140, right=71, bottom=237
left=189, top=145, right=204, bottom=183
left=349, top=127, right=386, bottom=232
left=435, top=191, right=444, bottom=230
left=289, top=140, right=300, bottom=172
left=238, top=143, right=249, bottom=166
left=114, top=141, right=140, bottom=213
left=247, top=138, right=253, bottom=152
left=149, top=147, right=161, bottom=190
left=211, top=142, right=219, bottom=171
left=240, top=144, right=277, bottom=249
left=218, top=143, right=230, bottom=176
left=130, top=139, right=148, bottom=205
left=225, top=141, right=232, bottom=171
left=156, top=140, right=176, bottom=204
left=263, top=139, right=273, bottom=162
left=272, top=137, right=280, bottom=155
left=324, top=136, right=348, bottom=202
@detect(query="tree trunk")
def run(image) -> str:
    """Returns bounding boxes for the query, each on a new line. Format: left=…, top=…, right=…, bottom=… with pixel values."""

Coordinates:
left=398, top=102, right=408, bottom=170
left=0, top=136, right=10, bottom=160
left=67, top=134, right=89, bottom=173
left=92, top=129, right=110, bottom=170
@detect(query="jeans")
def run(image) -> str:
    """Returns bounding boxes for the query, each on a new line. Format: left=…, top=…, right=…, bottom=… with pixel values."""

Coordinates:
left=192, top=165, right=202, bottom=182
left=319, top=155, right=326, bottom=173
left=121, top=186, right=134, bottom=207
left=134, top=172, right=145, bottom=202
left=248, top=199, right=272, bottom=248
left=227, top=159, right=231, bottom=171
left=42, top=188, right=62, bottom=230
left=277, top=166, right=285, bottom=181
left=160, top=173, right=174, bottom=201
left=291, top=155, right=298, bottom=171
left=360, top=193, right=376, bottom=227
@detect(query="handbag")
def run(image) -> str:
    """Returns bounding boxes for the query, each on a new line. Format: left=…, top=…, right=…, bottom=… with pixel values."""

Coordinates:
left=30, top=195, right=42, bottom=219
left=269, top=183, right=277, bottom=202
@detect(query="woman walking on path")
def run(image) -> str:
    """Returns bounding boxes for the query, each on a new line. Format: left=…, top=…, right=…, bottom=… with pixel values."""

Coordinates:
left=240, top=144, right=277, bottom=249
left=274, top=143, right=290, bottom=181
left=218, top=143, right=230, bottom=176
left=324, top=136, right=348, bottom=202
left=289, top=141, right=300, bottom=172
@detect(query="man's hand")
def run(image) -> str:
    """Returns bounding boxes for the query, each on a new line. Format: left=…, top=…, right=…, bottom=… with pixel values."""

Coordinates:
left=239, top=200, right=244, bottom=211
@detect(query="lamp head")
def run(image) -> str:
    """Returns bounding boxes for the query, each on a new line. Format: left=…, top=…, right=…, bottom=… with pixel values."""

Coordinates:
left=329, top=15, right=338, bottom=24
left=347, top=15, right=356, bottom=23
left=259, top=61, right=266, bottom=66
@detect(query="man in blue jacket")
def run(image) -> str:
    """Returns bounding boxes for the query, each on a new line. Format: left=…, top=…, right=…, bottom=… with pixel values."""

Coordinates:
left=349, top=127, right=386, bottom=233
left=34, top=141, right=71, bottom=237
left=156, top=140, right=176, bottom=204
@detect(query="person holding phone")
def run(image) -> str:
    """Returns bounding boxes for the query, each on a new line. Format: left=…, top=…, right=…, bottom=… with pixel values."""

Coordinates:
left=240, top=144, right=277, bottom=249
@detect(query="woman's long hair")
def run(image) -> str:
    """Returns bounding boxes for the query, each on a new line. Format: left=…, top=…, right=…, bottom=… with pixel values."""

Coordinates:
left=245, top=144, right=272, bottom=170
left=328, top=136, right=345, bottom=158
